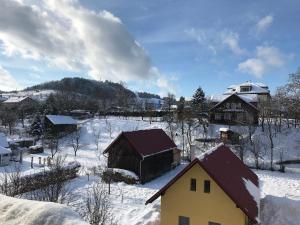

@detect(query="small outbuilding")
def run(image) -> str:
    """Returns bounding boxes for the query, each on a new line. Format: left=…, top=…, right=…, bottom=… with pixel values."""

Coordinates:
left=104, top=129, right=180, bottom=183
left=146, top=144, right=260, bottom=225
left=219, top=127, right=241, bottom=144
left=2, top=96, right=38, bottom=109
left=44, top=115, right=77, bottom=134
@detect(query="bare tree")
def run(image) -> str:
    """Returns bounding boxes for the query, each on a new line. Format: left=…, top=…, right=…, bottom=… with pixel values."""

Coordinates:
left=0, top=164, right=23, bottom=196
left=46, top=133, right=60, bottom=158
left=265, top=109, right=276, bottom=170
left=250, top=136, right=265, bottom=169
left=84, top=182, right=116, bottom=225
left=92, top=125, right=101, bottom=151
left=105, top=119, right=113, bottom=139
left=29, top=155, right=71, bottom=203
left=70, top=127, right=82, bottom=157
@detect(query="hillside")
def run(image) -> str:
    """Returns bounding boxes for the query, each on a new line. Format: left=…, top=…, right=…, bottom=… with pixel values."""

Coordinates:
left=25, top=77, right=136, bottom=100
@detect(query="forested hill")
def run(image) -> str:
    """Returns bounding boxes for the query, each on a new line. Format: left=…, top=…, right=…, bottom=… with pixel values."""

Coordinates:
left=25, top=77, right=136, bottom=100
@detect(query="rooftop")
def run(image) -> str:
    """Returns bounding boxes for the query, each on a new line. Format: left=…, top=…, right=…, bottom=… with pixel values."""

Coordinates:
left=104, top=129, right=177, bottom=157
left=46, top=115, right=77, bottom=125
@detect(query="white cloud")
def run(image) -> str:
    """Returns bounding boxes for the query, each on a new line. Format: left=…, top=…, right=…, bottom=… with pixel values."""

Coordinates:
left=0, top=0, right=156, bottom=82
left=0, top=66, right=22, bottom=91
left=238, top=46, right=287, bottom=77
left=186, top=28, right=245, bottom=55
left=256, top=15, right=273, bottom=34
left=221, top=31, right=246, bottom=55
left=156, top=74, right=178, bottom=97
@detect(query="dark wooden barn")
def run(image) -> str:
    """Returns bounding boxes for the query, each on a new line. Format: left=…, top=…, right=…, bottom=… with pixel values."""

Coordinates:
left=103, top=129, right=180, bottom=183
left=209, top=93, right=259, bottom=125
left=44, top=115, right=77, bottom=135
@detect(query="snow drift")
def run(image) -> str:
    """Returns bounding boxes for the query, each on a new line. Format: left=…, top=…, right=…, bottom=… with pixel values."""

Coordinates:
left=261, top=195, right=300, bottom=225
left=0, top=194, right=89, bottom=225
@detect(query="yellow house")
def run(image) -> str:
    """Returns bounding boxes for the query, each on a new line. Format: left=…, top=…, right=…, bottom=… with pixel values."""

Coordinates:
left=146, top=144, right=260, bottom=225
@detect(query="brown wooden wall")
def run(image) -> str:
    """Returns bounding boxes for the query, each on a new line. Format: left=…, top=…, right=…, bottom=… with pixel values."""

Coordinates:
left=209, top=95, right=259, bottom=125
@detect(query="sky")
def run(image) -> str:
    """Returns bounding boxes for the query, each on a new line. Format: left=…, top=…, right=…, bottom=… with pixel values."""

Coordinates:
left=0, top=0, right=299, bottom=97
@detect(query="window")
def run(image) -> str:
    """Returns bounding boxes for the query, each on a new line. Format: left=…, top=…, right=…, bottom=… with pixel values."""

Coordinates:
left=204, top=180, right=211, bottom=193
left=231, top=103, right=236, bottom=109
left=214, top=113, right=222, bottom=120
left=224, top=113, right=231, bottom=120
left=179, top=216, right=190, bottom=225
left=226, top=103, right=230, bottom=109
left=190, top=178, right=196, bottom=191
left=240, top=86, right=252, bottom=92
left=209, top=222, right=220, bottom=225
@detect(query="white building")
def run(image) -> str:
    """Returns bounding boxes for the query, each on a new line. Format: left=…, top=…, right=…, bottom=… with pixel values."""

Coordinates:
left=0, top=133, right=11, bottom=166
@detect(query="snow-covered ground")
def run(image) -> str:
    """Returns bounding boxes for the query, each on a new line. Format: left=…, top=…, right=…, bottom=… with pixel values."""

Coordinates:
left=0, top=194, right=89, bottom=225
left=0, top=116, right=300, bottom=225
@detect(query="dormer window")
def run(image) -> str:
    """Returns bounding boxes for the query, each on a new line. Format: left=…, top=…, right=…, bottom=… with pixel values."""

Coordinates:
left=240, top=86, right=252, bottom=92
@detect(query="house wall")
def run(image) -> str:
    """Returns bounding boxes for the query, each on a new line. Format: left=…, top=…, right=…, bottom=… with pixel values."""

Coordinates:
left=210, top=95, right=258, bottom=125
left=141, top=150, right=173, bottom=183
left=107, top=137, right=142, bottom=177
left=160, top=163, right=247, bottom=225
left=0, top=153, right=10, bottom=166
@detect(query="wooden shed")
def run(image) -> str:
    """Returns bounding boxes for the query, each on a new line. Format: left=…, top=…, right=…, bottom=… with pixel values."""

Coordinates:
left=44, top=115, right=77, bottom=135
left=103, top=129, right=180, bottom=183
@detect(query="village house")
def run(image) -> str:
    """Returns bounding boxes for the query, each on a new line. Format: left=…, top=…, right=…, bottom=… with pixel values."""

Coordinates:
left=44, top=115, right=77, bottom=135
left=103, top=129, right=181, bottom=183
left=208, top=82, right=270, bottom=125
left=0, top=133, right=11, bottom=166
left=209, top=93, right=259, bottom=125
left=2, top=96, right=38, bottom=109
left=146, top=144, right=260, bottom=225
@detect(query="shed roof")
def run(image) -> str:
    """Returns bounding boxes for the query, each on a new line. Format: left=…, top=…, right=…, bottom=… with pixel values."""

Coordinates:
left=146, top=144, right=260, bottom=223
left=104, top=129, right=177, bottom=157
left=46, top=115, right=77, bottom=125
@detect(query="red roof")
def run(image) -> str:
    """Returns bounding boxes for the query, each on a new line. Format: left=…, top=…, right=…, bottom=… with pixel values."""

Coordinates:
left=103, top=129, right=177, bottom=157
left=146, top=144, right=259, bottom=223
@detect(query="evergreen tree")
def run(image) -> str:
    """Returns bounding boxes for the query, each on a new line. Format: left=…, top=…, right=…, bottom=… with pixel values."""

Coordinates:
left=191, top=87, right=205, bottom=111
left=30, top=114, right=43, bottom=140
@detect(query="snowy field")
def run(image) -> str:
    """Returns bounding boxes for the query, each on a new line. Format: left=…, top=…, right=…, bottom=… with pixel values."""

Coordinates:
left=0, top=116, right=300, bottom=224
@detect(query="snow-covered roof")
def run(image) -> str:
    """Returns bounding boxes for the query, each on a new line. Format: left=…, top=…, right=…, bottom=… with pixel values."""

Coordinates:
left=0, top=146, right=12, bottom=154
left=224, top=82, right=269, bottom=95
left=0, top=194, right=89, bottom=225
left=46, top=115, right=77, bottom=125
left=209, top=93, right=258, bottom=103
left=0, top=132, right=9, bottom=148
left=219, top=127, right=229, bottom=132
left=208, top=94, right=227, bottom=102
left=3, top=96, right=29, bottom=103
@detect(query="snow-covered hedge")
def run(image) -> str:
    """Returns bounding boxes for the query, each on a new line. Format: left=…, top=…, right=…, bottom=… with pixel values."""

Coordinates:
left=261, top=195, right=300, bottom=225
left=102, top=168, right=139, bottom=184
left=0, top=194, right=89, bottom=225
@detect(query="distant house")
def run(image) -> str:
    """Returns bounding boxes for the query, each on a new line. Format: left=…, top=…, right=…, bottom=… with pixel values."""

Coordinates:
left=103, top=129, right=181, bottom=183
left=44, top=115, right=77, bottom=134
left=0, top=94, right=8, bottom=103
left=224, top=82, right=270, bottom=101
left=208, top=82, right=270, bottom=125
left=146, top=144, right=260, bottom=225
left=0, top=133, right=11, bottom=166
left=2, top=96, right=38, bottom=108
left=209, top=93, right=259, bottom=125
